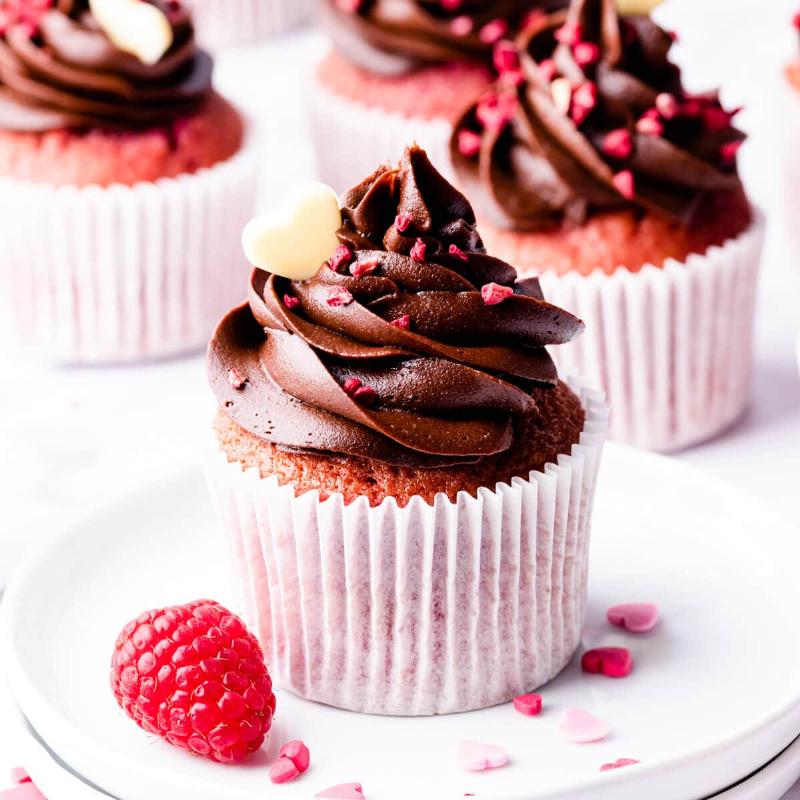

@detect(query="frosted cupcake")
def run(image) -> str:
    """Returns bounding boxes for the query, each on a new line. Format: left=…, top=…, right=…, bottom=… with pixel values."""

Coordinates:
left=0, top=0, right=258, bottom=363
left=308, top=0, right=565, bottom=191
left=451, top=0, right=765, bottom=451
left=206, top=145, right=608, bottom=716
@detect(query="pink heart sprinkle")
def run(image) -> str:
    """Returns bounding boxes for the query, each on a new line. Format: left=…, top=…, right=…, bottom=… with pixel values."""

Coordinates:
left=269, top=756, right=300, bottom=784
left=513, top=693, right=542, bottom=716
left=0, top=786, right=46, bottom=800
left=316, top=784, right=365, bottom=799
left=581, top=647, right=633, bottom=678
left=560, top=708, right=610, bottom=743
left=600, top=758, right=640, bottom=772
left=458, top=740, right=509, bottom=771
left=607, top=603, right=659, bottom=633
left=10, top=771, right=30, bottom=786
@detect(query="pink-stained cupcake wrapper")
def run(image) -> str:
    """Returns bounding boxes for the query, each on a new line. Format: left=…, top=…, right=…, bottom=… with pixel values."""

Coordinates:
left=187, top=0, right=312, bottom=50
left=206, top=377, right=609, bottom=716
left=535, top=214, right=766, bottom=452
left=0, top=140, right=260, bottom=364
left=306, top=77, right=455, bottom=194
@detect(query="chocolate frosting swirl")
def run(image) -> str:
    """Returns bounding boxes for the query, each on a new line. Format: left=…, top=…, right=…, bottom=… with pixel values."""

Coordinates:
left=209, top=146, right=584, bottom=468
left=0, top=0, right=211, bottom=131
left=450, top=0, right=746, bottom=228
left=321, top=0, right=566, bottom=76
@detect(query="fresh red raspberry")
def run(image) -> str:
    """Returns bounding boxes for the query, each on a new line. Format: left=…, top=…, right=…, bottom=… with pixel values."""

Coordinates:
left=110, top=600, right=275, bottom=764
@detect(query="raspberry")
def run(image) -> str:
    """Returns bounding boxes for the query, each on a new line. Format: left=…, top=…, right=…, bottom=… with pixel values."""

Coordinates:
left=110, top=600, right=276, bottom=764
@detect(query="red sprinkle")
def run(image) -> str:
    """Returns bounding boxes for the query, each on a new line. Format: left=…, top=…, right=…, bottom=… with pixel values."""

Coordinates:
left=602, top=128, right=633, bottom=160
left=440, top=0, right=462, bottom=9
left=573, top=41, right=600, bottom=67
left=11, top=769, right=32, bottom=785
left=457, top=129, right=482, bottom=158
left=720, top=139, right=742, bottom=164
left=326, top=287, right=354, bottom=307
left=476, top=91, right=517, bottom=131
left=279, top=740, right=310, bottom=774
left=600, top=759, right=640, bottom=772
left=513, top=693, right=543, bottom=716
left=570, top=80, right=597, bottom=125
left=479, top=18, right=508, bottom=44
left=493, top=40, right=519, bottom=74
left=395, top=212, right=412, bottom=232
left=655, top=92, right=679, bottom=119
left=581, top=647, right=633, bottom=678
left=538, top=58, right=556, bottom=82
left=227, top=369, right=246, bottom=390
left=450, top=15, right=473, bottom=35
left=636, top=115, right=664, bottom=136
left=269, top=757, right=300, bottom=784
left=555, top=20, right=582, bottom=45
left=283, top=294, right=301, bottom=310
left=448, top=244, right=469, bottom=261
left=391, top=314, right=411, bottom=330
left=703, top=105, right=735, bottom=132
left=335, top=0, right=361, bottom=11
left=481, top=283, right=514, bottom=305
left=794, top=12, right=800, bottom=30
left=612, top=170, right=635, bottom=200
left=350, top=258, right=380, bottom=277
left=330, top=244, right=354, bottom=272
left=343, top=377, right=362, bottom=395
left=353, top=385, right=378, bottom=407
left=410, top=238, right=427, bottom=262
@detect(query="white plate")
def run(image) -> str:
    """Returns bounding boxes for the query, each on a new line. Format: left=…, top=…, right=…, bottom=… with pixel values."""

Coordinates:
left=3, top=445, right=800, bottom=800
left=715, top=736, right=800, bottom=800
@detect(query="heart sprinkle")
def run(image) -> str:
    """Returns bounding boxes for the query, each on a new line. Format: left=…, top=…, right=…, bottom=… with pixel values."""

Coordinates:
left=458, top=740, right=509, bottom=771
left=316, top=784, right=365, bottom=799
left=512, top=693, right=542, bottom=716
left=600, top=758, right=640, bottom=772
left=607, top=602, right=659, bottom=633
left=560, top=708, right=610, bottom=743
left=581, top=647, right=633, bottom=678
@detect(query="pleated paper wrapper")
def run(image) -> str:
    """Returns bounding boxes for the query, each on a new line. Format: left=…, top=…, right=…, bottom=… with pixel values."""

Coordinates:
left=0, top=143, right=260, bottom=364
left=206, top=377, right=609, bottom=716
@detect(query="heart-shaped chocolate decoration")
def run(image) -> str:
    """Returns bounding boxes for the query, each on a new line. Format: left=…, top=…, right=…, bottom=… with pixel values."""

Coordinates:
left=89, top=0, right=173, bottom=66
left=242, top=183, right=341, bottom=281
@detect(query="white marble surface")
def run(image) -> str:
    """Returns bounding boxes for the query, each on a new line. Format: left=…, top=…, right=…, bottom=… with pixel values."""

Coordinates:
left=0, top=0, right=799, bottom=795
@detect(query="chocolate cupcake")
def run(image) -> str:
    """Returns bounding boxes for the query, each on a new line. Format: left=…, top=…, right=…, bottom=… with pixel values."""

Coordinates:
left=451, top=0, right=765, bottom=451
left=0, top=0, right=258, bottom=362
left=206, top=145, right=608, bottom=716
left=308, top=0, right=566, bottom=191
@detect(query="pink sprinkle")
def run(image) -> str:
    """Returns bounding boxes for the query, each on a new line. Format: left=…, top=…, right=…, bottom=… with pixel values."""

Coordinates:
left=794, top=12, right=800, bottom=30
left=479, top=18, right=508, bottom=44
left=227, top=369, right=246, bottom=390
left=703, top=106, right=734, bottom=132
left=449, top=244, right=469, bottom=261
left=440, top=0, right=462, bottom=9
left=538, top=58, right=556, bottom=82
left=655, top=92, right=679, bottom=119
left=513, top=693, right=543, bottom=716
left=11, top=770, right=31, bottom=785
left=720, top=139, right=743, bottom=164
left=353, top=385, right=378, bottom=407
left=279, top=740, right=310, bottom=773
left=476, top=91, right=517, bottom=131
left=395, top=212, right=412, bottom=232
left=636, top=115, right=664, bottom=136
left=602, top=128, right=633, bottom=160
left=315, top=784, right=365, bottom=800
left=350, top=258, right=380, bottom=277
left=343, top=377, right=362, bottom=395
left=600, top=758, right=640, bottom=772
left=573, top=41, right=600, bottom=67
left=457, top=129, right=482, bottom=158
left=410, top=238, right=427, bottom=262
left=391, top=314, right=411, bottom=330
left=450, top=15, right=473, bottom=35
left=269, top=756, right=300, bottom=784
left=570, top=80, right=597, bottom=124
left=335, top=0, right=361, bottom=11
left=283, top=294, right=301, bottom=310
left=458, top=740, right=509, bottom=771
left=555, top=20, right=582, bottom=45
left=560, top=708, right=610, bottom=743
left=607, top=602, right=659, bottom=633
left=481, top=282, right=514, bottom=305
left=330, top=243, right=354, bottom=272
left=581, top=647, right=633, bottom=678
left=493, top=40, right=519, bottom=73
left=612, top=170, right=635, bottom=200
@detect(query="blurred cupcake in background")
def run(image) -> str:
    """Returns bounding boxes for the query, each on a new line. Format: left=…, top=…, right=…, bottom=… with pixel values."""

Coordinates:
left=308, top=0, right=566, bottom=191
left=451, top=0, right=765, bottom=452
left=186, top=0, right=312, bottom=51
left=0, top=0, right=259, bottom=363
left=783, top=10, right=800, bottom=271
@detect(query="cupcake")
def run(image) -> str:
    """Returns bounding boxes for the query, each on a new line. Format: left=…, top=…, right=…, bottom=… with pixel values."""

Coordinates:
left=0, top=0, right=258, bottom=363
left=783, top=11, right=800, bottom=269
left=206, top=145, right=608, bottom=716
left=451, top=0, right=765, bottom=451
left=308, top=0, right=566, bottom=191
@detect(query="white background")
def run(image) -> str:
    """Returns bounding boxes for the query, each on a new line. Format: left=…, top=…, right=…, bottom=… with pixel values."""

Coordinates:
left=0, top=0, right=799, bottom=795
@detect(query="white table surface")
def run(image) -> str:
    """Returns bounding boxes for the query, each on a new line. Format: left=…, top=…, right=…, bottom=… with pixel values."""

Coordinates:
left=0, top=0, right=799, bottom=796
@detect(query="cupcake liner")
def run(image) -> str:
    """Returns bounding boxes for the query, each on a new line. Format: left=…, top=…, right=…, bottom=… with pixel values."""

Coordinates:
left=306, top=77, right=454, bottom=193
left=778, top=76, right=800, bottom=271
left=205, top=376, right=609, bottom=716
left=187, top=0, right=312, bottom=49
left=534, top=214, right=765, bottom=452
left=0, top=139, right=260, bottom=364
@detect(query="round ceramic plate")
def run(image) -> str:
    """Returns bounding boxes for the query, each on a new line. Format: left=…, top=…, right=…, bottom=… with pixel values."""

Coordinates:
left=3, top=445, right=800, bottom=800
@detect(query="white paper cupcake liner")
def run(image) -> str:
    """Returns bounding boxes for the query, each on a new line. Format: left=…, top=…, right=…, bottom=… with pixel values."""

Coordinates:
left=533, top=214, right=765, bottom=452
left=306, top=77, right=454, bottom=193
left=205, top=376, right=609, bottom=716
left=0, top=140, right=260, bottom=364
left=187, top=0, right=312, bottom=50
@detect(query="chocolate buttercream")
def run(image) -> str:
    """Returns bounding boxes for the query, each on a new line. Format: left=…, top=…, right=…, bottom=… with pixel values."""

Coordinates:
left=0, top=0, right=211, bottom=131
left=450, top=0, right=745, bottom=228
left=321, top=0, right=566, bottom=76
left=209, top=146, right=584, bottom=468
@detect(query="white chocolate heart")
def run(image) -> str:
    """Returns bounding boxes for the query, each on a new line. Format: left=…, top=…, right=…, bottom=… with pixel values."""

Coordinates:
left=89, top=0, right=173, bottom=66
left=242, top=183, right=342, bottom=282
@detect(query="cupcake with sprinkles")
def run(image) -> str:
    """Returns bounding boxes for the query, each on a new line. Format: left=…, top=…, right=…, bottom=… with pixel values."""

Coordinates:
left=308, top=0, right=566, bottom=191
left=206, top=145, right=608, bottom=716
left=0, top=0, right=258, bottom=362
left=451, top=0, right=765, bottom=451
